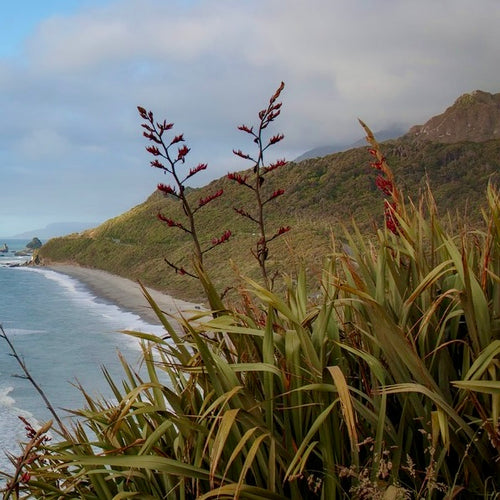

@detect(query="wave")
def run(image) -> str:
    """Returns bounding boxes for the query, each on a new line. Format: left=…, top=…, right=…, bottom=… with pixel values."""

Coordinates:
left=17, top=267, right=165, bottom=347
left=0, top=386, right=15, bottom=408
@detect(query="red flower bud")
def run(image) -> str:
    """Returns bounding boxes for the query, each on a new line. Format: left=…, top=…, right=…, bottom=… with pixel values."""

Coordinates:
left=269, top=133, right=284, bottom=145
left=198, top=189, right=223, bottom=207
left=233, top=149, right=251, bottom=160
left=238, top=124, right=254, bottom=134
left=137, top=106, right=148, bottom=119
left=177, top=145, right=190, bottom=162
left=170, top=134, right=184, bottom=145
left=189, top=163, right=207, bottom=177
left=150, top=159, right=166, bottom=169
left=146, top=145, right=161, bottom=156
left=157, top=120, right=174, bottom=131
left=264, top=158, right=287, bottom=173
left=157, top=183, right=176, bottom=196
left=269, top=188, right=285, bottom=201
left=143, top=131, right=161, bottom=143
left=211, top=229, right=232, bottom=246
left=227, top=172, right=249, bottom=185
left=375, top=175, right=393, bottom=196
left=157, top=213, right=184, bottom=229
left=384, top=200, right=400, bottom=235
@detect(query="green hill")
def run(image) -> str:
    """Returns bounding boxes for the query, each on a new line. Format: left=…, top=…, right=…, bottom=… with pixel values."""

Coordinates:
left=38, top=136, right=500, bottom=302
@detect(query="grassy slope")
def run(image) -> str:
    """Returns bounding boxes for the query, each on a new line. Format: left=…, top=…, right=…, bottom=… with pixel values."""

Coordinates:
left=38, top=138, right=500, bottom=302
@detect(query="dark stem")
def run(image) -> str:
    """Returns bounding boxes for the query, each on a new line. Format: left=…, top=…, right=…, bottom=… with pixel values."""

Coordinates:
left=0, top=324, right=72, bottom=442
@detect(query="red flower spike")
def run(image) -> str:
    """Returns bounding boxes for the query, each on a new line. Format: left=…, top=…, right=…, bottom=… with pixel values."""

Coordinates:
left=157, top=213, right=184, bottom=229
left=269, top=133, right=284, bottom=145
left=157, top=183, right=176, bottom=196
left=150, top=159, right=165, bottom=169
left=143, top=131, right=161, bottom=144
left=269, top=189, right=285, bottom=200
left=177, top=145, right=190, bottom=161
left=146, top=145, right=161, bottom=156
left=158, top=120, right=174, bottom=131
left=212, top=229, right=232, bottom=246
left=137, top=106, right=148, bottom=119
left=198, top=189, right=223, bottom=207
left=270, top=81, right=285, bottom=103
left=170, top=134, right=184, bottom=145
left=264, top=158, right=287, bottom=174
left=233, top=149, right=251, bottom=160
left=188, top=163, right=207, bottom=177
left=238, top=124, right=254, bottom=134
left=375, top=175, right=393, bottom=196
left=141, top=123, right=154, bottom=132
left=384, top=200, right=400, bottom=235
left=20, top=472, right=31, bottom=483
left=227, top=172, right=249, bottom=185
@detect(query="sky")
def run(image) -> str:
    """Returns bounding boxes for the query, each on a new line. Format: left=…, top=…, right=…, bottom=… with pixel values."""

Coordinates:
left=1, top=0, right=499, bottom=237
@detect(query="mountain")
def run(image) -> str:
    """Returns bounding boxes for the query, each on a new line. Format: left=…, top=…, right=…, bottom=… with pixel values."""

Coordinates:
left=405, top=90, right=500, bottom=143
left=38, top=91, right=500, bottom=302
left=12, top=221, right=99, bottom=239
left=294, top=125, right=407, bottom=162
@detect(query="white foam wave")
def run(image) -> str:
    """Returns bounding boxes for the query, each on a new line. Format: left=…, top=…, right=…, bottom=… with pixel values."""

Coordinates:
left=0, top=386, right=15, bottom=407
left=5, top=328, right=46, bottom=336
left=17, top=267, right=166, bottom=349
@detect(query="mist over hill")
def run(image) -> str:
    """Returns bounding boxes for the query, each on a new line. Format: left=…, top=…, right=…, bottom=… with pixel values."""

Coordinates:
left=12, top=222, right=99, bottom=239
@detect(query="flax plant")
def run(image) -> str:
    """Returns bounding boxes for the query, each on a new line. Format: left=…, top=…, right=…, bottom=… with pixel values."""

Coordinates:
left=3, top=126, right=499, bottom=499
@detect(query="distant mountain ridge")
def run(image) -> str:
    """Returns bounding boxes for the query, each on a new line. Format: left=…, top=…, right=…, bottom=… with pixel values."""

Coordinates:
left=405, top=90, right=500, bottom=143
left=294, top=125, right=406, bottom=162
left=12, top=221, right=99, bottom=239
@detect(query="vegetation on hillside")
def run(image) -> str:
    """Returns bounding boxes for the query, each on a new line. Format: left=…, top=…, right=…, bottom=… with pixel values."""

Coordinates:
left=38, top=136, right=500, bottom=302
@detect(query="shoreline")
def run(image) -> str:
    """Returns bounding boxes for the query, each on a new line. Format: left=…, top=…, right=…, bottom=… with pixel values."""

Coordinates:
left=46, top=264, right=203, bottom=327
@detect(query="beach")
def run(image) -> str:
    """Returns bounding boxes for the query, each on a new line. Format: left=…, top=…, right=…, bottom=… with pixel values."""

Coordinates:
left=47, top=264, right=203, bottom=326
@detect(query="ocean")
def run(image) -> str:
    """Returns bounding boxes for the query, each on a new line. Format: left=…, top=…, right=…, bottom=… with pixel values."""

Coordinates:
left=0, top=239, right=164, bottom=477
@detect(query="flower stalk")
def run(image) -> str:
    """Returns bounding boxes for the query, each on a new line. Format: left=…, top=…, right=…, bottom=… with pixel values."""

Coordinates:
left=138, top=107, right=230, bottom=279
left=228, top=82, right=290, bottom=289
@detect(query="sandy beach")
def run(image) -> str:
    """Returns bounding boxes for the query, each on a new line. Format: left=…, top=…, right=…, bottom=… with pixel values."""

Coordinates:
left=47, top=264, right=203, bottom=327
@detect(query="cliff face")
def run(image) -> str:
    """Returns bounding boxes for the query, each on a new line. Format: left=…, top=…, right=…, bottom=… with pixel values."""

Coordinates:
left=406, top=90, right=500, bottom=143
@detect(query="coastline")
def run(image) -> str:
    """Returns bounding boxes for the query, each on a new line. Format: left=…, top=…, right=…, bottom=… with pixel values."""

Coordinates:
left=46, top=264, right=203, bottom=327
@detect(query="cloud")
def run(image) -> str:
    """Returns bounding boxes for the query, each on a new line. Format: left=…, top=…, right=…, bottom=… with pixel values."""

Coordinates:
left=1, top=0, right=500, bottom=235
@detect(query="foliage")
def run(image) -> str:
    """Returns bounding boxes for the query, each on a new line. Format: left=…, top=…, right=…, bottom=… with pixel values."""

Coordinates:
left=3, top=126, right=499, bottom=497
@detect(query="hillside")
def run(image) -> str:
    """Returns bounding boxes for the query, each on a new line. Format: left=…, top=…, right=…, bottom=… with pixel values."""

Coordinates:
left=38, top=135, right=500, bottom=302
left=406, top=90, right=500, bottom=143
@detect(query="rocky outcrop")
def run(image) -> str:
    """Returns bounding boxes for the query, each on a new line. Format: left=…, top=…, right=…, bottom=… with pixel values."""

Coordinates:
left=0, top=243, right=8, bottom=253
left=14, top=237, right=43, bottom=256
left=26, top=237, right=42, bottom=250
left=406, top=90, right=500, bottom=143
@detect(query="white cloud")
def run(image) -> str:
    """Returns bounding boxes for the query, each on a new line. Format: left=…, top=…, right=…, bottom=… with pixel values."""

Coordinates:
left=1, top=0, right=499, bottom=235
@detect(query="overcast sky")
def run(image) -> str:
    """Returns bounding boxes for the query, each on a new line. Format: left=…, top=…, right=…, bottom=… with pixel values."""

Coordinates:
left=1, top=0, right=499, bottom=236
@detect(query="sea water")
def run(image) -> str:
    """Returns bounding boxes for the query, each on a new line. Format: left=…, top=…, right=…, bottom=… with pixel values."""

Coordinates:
left=0, top=239, right=165, bottom=477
